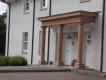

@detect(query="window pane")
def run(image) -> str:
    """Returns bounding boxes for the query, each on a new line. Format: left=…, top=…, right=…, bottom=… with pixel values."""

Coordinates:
left=24, top=32, right=28, bottom=41
left=42, top=0, right=47, bottom=9
left=24, top=0, right=30, bottom=12
left=43, top=0, right=46, bottom=7
left=26, top=3, right=29, bottom=10
left=22, top=32, right=28, bottom=54
left=24, top=42, right=28, bottom=50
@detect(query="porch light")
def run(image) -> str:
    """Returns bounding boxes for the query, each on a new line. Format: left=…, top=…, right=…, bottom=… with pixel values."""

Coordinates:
left=87, top=33, right=92, bottom=44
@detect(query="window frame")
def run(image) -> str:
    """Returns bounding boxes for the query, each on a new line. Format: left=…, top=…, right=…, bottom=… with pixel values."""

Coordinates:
left=24, top=0, right=30, bottom=13
left=22, top=32, right=28, bottom=54
left=41, top=0, right=48, bottom=10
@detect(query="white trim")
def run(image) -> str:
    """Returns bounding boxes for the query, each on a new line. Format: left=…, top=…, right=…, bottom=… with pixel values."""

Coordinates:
left=22, top=32, right=28, bottom=54
left=24, top=0, right=30, bottom=13
left=41, top=0, right=48, bottom=10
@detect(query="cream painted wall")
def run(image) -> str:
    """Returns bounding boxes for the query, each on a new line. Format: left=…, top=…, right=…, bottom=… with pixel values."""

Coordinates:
left=6, top=1, right=34, bottom=64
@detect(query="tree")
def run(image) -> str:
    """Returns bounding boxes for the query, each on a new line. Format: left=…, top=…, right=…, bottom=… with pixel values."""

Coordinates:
left=0, top=12, right=7, bottom=55
left=0, top=12, right=7, bottom=33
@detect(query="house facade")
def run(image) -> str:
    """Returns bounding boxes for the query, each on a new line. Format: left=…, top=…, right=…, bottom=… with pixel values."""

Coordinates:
left=1, top=0, right=106, bottom=72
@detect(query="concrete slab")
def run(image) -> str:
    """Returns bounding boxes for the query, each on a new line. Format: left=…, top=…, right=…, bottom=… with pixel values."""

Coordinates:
left=0, top=72, right=105, bottom=80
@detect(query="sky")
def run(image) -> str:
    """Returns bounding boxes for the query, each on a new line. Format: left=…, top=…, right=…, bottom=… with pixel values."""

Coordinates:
left=0, top=2, right=7, bottom=15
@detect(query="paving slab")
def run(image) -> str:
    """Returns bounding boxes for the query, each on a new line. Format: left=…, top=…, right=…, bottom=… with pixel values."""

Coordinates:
left=0, top=72, right=105, bottom=80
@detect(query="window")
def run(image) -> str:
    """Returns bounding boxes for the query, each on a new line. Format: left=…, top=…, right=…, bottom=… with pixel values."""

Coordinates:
left=24, top=0, right=30, bottom=13
left=22, top=32, right=28, bottom=54
left=87, top=33, right=92, bottom=44
left=38, top=31, right=42, bottom=55
left=41, top=0, right=48, bottom=10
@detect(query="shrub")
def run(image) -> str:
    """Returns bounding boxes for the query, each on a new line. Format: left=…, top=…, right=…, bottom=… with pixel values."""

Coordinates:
left=5, top=57, right=11, bottom=65
left=9, top=56, right=27, bottom=66
left=0, top=56, right=10, bottom=66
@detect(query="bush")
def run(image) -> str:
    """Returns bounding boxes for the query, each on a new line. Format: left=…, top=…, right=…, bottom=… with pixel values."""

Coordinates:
left=9, top=56, right=27, bottom=66
left=0, top=56, right=10, bottom=66
left=0, top=56, right=27, bottom=66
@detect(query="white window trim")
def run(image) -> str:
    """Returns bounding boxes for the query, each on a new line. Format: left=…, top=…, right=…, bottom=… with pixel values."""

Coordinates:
left=41, top=0, right=48, bottom=10
left=22, top=32, right=28, bottom=54
left=24, top=0, right=30, bottom=13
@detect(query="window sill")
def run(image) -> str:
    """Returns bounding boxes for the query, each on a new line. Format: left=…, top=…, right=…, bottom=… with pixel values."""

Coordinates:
left=22, top=52, right=28, bottom=54
left=22, top=50, right=28, bottom=54
left=24, top=10, right=29, bottom=14
left=40, top=7, right=47, bottom=11
left=80, top=0, right=91, bottom=3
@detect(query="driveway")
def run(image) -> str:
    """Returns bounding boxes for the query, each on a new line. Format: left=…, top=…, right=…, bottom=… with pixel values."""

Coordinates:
left=0, top=72, right=105, bottom=80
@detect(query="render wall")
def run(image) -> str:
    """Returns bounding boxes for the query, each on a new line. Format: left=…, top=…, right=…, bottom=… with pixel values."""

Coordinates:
left=6, top=1, right=34, bottom=64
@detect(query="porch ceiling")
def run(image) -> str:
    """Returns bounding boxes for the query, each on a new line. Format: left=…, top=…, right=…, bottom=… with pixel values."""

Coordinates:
left=38, top=11, right=98, bottom=27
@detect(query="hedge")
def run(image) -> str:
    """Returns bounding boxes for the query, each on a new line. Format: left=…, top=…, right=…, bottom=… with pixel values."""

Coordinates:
left=0, top=56, right=9, bottom=66
left=0, top=56, right=27, bottom=66
left=10, top=56, right=27, bottom=66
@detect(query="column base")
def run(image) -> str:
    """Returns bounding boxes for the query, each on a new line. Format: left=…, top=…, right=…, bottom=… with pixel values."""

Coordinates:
left=75, top=63, right=85, bottom=69
left=39, top=61, right=46, bottom=65
left=54, top=61, right=63, bottom=66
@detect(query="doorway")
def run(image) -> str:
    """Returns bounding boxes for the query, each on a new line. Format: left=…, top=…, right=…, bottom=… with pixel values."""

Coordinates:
left=63, top=34, right=72, bottom=65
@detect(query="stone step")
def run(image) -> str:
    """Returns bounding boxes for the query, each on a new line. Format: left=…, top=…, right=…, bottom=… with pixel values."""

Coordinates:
left=0, top=66, right=71, bottom=73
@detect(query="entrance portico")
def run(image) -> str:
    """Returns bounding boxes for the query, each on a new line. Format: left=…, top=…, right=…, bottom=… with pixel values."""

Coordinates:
left=38, top=11, right=98, bottom=69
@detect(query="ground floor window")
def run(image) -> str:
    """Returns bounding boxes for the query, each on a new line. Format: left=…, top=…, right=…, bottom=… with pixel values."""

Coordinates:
left=38, top=31, right=42, bottom=55
left=22, top=32, right=28, bottom=54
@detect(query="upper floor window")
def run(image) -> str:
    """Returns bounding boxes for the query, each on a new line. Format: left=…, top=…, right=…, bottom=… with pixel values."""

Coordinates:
left=24, top=0, right=30, bottom=13
left=41, top=0, right=48, bottom=10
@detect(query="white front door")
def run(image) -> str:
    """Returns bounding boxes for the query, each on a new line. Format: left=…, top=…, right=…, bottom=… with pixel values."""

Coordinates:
left=63, top=34, right=72, bottom=65
left=85, top=33, right=92, bottom=67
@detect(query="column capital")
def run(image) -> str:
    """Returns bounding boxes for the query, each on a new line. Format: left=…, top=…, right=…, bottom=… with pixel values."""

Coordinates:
left=41, top=26, right=47, bottom=29
left=60, top=24, right=65, bottom=27
left=78, top=23, right=86, bottom=26
left=55, top=24, right=65, bottom=28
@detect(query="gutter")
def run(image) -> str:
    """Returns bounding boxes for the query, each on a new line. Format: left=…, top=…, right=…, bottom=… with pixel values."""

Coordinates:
left=100, top=0, right=105, bottom=72
left=31, top=0, right=36, bottom=64
left=47, top=0, right=52, bottom=64
left=7, top=3, right=11, bottom=56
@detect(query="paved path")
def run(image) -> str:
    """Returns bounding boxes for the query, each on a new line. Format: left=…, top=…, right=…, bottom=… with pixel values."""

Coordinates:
left=0, top=72, right=105, bottom=80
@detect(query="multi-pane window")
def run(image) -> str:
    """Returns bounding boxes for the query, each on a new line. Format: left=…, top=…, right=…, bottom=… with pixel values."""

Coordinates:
left=24, top=0, right=30, bottom=12
left=41, top=0, right=48, bottom=9
left=22, top=32, right=28, bottom=54
left=38, top=31, right=42, bottom=55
